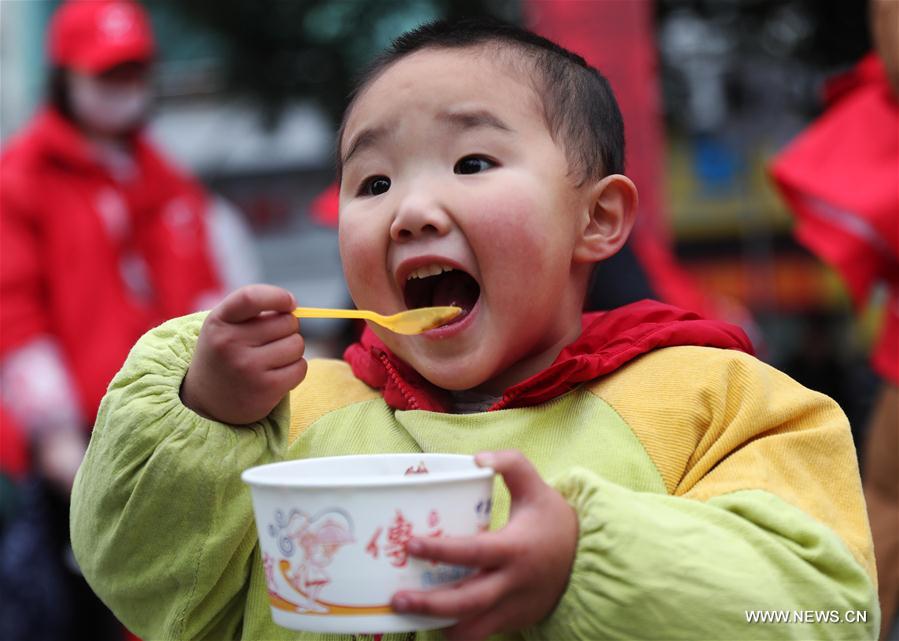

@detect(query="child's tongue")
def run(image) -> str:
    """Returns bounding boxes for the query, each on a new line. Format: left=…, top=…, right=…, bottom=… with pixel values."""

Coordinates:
left=431, top=270, right=478, bottom=313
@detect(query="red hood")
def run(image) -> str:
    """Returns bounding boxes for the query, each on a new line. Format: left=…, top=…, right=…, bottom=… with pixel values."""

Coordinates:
left=344, top=300, right=754, bottom=413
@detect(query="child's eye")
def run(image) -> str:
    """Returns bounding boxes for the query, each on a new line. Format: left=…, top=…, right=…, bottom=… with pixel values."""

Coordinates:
left=454, top=156, right=494, bottom=175
left=359, top=176, right=391, bottom=196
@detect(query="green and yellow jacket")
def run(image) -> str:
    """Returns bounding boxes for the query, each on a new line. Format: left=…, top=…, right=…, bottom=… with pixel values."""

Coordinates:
left=71, top=302, right=879, bottom=640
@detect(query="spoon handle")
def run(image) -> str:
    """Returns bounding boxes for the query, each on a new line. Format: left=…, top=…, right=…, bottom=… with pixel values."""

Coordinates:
left=291, top=307, right=375, bottom=321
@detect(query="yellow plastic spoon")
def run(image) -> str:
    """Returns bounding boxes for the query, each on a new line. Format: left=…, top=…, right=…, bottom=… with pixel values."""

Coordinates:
left=291, top=306, right=462, bottom=335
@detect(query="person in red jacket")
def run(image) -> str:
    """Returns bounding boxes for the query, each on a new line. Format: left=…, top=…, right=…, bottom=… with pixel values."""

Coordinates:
left=0, top=1, right=221, bottom=638
left=0, top=0, right=222, bottom=488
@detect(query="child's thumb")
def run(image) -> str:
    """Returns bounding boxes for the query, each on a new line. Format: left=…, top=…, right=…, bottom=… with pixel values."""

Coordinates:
left=475, top=450, right=542, bottom=503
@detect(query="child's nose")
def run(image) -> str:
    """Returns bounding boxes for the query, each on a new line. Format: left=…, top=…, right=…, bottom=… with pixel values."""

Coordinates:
left=389, top=193, right=452, bottom=241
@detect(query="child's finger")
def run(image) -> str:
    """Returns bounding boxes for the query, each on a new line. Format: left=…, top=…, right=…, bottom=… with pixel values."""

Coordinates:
left=391, top=570, right=506, bottom=620
left=241, top=312, right=301, bottom=346
left=216, top=285, right=296, bottom=324
left=444, top=604, right=513, bottom=641
left=475, top=450, right=543, bottom=503
left=256, top=333, right=305, bottom=370
left=406, top=531, right=511, bottom=568
left=266, top=358, right=308, bottom=392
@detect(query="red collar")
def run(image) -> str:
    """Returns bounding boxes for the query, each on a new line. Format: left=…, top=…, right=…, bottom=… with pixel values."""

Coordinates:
left=344, top=300, right=754, bottom=413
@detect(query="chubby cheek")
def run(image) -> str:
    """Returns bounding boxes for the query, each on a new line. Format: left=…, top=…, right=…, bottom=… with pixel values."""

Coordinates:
left=339, top=225, right=388, bottom=308
left=468, top=193, right=562, bottom=307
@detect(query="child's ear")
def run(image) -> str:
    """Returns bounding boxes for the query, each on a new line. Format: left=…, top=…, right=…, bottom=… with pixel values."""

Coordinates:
left=573, top=174, right=638, bottom=264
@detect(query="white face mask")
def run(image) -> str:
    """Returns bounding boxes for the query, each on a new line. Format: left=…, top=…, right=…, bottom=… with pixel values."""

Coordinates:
left=68, top=72, right=151, bottom=136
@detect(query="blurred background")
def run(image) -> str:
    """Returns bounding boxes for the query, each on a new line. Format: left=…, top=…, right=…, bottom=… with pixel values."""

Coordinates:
left=2, top=0, right=882, bottom=427
left=0, top=0, right=882, bottom=420
left=0, top=0, right=895, bottom=639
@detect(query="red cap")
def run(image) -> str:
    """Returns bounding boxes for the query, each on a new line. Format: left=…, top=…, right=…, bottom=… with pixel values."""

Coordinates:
left=48, top=0, right=155, bottom=74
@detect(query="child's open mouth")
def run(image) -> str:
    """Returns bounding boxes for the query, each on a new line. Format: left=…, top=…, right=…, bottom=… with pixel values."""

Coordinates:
left=403, top=265, right=481, bottom=327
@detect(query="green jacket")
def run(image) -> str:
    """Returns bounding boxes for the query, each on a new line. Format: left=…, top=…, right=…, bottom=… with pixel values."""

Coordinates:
left=71, top=313, right=879, bottom=640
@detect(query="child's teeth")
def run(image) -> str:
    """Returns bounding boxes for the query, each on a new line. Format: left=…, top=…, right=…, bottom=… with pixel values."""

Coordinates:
left=407, top=265, right=454, bottom=280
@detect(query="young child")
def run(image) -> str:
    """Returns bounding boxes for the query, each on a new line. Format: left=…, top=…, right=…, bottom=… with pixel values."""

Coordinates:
left=71, top=19, right=880, bottom=641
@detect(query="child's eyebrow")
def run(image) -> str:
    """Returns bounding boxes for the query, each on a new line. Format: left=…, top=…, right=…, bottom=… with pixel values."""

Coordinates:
left=342, top=125, right=388, bottom=168
left=437, top=109, right=514, bottom=135
left=341, top=110, right=514, bottom=168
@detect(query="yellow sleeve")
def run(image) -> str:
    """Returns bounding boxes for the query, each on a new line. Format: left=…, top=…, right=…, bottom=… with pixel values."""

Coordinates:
left=587, top=345, right=876, bottom=583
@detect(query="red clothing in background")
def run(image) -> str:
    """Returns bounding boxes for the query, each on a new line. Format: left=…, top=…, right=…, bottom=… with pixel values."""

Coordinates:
left=0, top=406, right=28, bottom=479
left=771, top=54, right=899, bottom=384
left=0, top=108, right=222, bottom=423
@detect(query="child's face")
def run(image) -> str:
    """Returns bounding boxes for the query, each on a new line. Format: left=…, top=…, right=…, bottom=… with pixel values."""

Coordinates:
left=338, top=47, right=595, bottom=393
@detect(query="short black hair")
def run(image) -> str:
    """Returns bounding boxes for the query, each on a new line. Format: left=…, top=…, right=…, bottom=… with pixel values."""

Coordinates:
left=337, top=17, right=625, bottom=185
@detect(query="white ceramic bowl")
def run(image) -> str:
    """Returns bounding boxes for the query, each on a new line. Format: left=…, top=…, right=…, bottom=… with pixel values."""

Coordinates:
left=242, top=453, right=494, bottom=634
